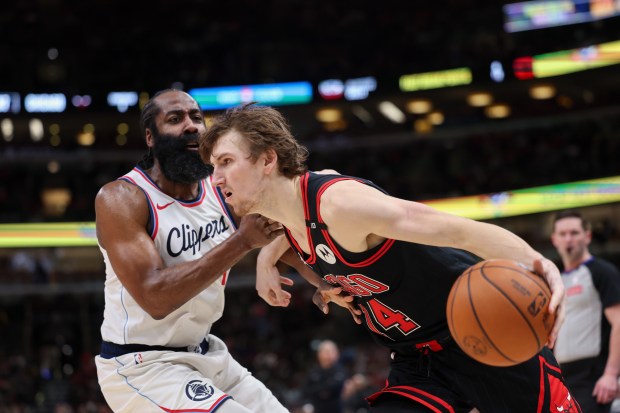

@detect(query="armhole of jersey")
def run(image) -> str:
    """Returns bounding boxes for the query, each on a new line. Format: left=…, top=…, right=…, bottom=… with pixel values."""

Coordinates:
left=313, top=176, right=395, bottom=268
left=209, top=175, right=237, bottom=230
left=284, top=227, right=313, bottom=264
left=118, top=176, right=159, bottom=239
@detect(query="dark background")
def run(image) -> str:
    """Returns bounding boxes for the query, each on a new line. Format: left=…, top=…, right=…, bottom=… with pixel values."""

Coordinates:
left=1, top=1, right=620, bottom=412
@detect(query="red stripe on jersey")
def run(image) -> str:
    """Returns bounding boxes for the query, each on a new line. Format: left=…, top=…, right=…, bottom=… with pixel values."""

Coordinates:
left=312, top=176, right=397, bottom=267
left=536, top=355, right=545, bottom=413
left=389, top=386, right=455, bottom=412
left=284, top=227, right=313, bottom=264
left=368, top=387, right=454, bottom=413
left=299, top=173, right=317, bottom=264
left=121, top=176, right=159, bottom=239
left=359, top=306, right=392, bottom=340
left=132, top=167, right=160, bottom=191
left=322, top=231, right=395, bottom=267
left=180, top=180, right=206, bottom=207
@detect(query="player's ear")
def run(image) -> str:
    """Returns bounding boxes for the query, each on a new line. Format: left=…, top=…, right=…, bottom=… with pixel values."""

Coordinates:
left=263, top=149, right=278, bottom=173
left=145, top=128, right=154, bottom=148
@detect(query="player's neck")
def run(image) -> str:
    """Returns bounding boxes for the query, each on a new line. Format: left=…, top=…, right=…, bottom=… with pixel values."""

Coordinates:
left=259, top=175, right=305, bottom=231
left=146, top=165, right=200, bottom=200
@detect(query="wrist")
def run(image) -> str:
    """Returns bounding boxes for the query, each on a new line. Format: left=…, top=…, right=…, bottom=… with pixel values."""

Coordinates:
left=230, top=231, right=256, bottom=253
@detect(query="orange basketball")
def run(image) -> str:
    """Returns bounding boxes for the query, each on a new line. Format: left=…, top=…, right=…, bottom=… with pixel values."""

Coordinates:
left=446, top=259, right=555, bottom=367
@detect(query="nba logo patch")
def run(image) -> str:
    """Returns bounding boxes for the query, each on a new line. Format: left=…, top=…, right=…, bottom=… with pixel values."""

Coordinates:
left=185, top=379, right=215, bottom=401
left=315, top=244, right=336, bottom=264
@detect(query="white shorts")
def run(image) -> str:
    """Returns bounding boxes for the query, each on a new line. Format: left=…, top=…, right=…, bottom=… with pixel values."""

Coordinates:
left=95, top=334, right=288, bottom=413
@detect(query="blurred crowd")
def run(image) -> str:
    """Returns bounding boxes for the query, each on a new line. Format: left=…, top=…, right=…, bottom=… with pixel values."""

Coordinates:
left=0, top=273, right=390, bottom=413
left=5, top=0, right=619, bottom=94
left=2, top=112, right=619, bottom=224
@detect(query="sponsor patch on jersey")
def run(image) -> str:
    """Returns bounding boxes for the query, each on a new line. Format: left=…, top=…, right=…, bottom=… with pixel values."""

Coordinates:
left=315, top=243, right=336, bottom=264
left=185, top=379, right=215, bottom=401
left=566, top=285, right=583, bottom=297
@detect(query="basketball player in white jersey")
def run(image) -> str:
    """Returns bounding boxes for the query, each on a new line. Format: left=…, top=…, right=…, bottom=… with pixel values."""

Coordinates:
left=94, top=89, right=298, bottom=412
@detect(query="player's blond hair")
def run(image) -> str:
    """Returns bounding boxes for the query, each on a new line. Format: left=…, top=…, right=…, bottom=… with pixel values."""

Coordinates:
left=199, top=103, right=308, bottom=178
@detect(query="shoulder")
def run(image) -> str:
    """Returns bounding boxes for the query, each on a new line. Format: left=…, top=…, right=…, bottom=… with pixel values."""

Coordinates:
left=97, top=179, right=141, bottom=203
left=95, top=179, right=149, bottom=217
left=588, top=257, right=620, bottom=277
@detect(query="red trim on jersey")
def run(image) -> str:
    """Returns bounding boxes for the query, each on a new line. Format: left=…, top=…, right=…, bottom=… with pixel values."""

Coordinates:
left=132, top=167, right=160, bottom=191
left=367, top=386, right=455, bottom=413
left=180, top=180, right=206, bottom=207
left=314, top=177, right=396, bottom=268
left=536, top=355, right=545, bottom=413
left=284, top=227, right=309, bottom=261
left=122, top=176, right=159, bottom=239
left=299, top=173, right=317, bottom=264
left=542, top=356, right=562, bottom=374
left=359, top=305, right=392, bottom=339
left=132, top=167, right=206, bottom=208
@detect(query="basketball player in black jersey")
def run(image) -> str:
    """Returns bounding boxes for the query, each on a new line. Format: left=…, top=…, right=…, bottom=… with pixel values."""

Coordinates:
left=199, top=103, right=581, bottom=413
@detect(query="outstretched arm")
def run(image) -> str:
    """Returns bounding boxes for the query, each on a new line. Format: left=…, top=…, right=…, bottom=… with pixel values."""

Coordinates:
left=257, top=235, right=362, bottom=323
left=319, top=180, right=566, bottom=346
left=96, top=180, right=282, bottom=320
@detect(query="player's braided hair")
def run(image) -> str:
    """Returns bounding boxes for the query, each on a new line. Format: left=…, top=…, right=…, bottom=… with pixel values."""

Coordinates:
left=137, top=89, right=179, bottom=169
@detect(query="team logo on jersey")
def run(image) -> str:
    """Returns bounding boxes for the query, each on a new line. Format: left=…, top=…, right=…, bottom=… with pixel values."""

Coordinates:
left=185, top=379, right=215, bottom=401
left=315, top=244, right=336, bottom=264
left=166, top=215, right=230, bottom=257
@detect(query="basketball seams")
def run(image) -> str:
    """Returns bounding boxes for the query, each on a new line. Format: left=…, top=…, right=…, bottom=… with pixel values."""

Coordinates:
left=469, top=266, right=520, bottom=364
left=447, top=269, right=464, bottom=342
left=479, top=263, right=544, bottom=350
left=479, top=262, right=551, bottom=300
left=447, top=259, right=553, bottom=366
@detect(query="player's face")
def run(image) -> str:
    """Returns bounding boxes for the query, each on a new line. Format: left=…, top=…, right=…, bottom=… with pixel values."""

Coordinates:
left=150, top=92, right=211, bottom=183
left=152, top=127, right=212, bottom=184
left=210, top=130, right=265, bottom=216
left=551, top=217, right=591, bottom=262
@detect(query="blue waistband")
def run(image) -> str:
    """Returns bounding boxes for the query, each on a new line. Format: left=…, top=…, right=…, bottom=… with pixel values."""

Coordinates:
left=100, top=338, right=209, bottom=359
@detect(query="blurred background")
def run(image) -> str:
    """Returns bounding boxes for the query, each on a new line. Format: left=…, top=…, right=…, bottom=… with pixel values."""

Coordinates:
left=1, top=0, right=620, bottom=412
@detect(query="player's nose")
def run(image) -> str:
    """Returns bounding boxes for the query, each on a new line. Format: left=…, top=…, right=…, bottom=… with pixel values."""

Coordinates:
left=211, top=168, right=224, bottom=186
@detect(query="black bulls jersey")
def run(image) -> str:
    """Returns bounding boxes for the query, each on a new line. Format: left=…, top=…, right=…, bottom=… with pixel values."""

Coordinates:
left=284, top=172, right=480, bottom=350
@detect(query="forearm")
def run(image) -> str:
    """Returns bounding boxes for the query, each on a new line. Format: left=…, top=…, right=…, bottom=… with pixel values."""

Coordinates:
left=143, top=231, right=253, bottom=318
left=280, top=248, right=322, bottom=287
left=604, top=323, right=620, bottom=378
left=459, top=221, right=543, bottom=263
left=257, top=235, right=291, bottom=272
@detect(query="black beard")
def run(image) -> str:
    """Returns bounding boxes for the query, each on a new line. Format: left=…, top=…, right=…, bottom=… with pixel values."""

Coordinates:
left=151, top=132, right=212, bottom=184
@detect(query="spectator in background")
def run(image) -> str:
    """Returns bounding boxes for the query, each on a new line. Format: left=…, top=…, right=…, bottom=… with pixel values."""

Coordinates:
left=342, top=373, right=379, bottom=413
left=551, top=210, right=620, bottom=413
left=303, top=340, right=347, bottom=413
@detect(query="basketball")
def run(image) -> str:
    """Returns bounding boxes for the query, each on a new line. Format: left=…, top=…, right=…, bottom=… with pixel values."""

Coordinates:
left=446, top=259, right=555, bottom=367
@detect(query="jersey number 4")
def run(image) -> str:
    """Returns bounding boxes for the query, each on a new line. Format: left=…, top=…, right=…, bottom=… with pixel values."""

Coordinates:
left=364, top=299, right=419, bottom=336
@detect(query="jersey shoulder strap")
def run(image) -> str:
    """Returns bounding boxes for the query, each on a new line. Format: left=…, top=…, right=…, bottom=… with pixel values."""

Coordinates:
left=302, top=171, right=386, bottom=230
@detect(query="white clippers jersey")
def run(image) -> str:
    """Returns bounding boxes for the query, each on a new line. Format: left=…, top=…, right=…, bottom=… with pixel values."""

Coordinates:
left=99, top=167, right=236, bottom=348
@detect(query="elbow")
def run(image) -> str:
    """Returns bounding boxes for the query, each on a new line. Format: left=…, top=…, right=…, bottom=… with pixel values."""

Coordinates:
left=139, top=298, right=174, bottom=320
left=149, top=311, right=169, bottom=321
left=136, top=284, right=177, bottom=320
